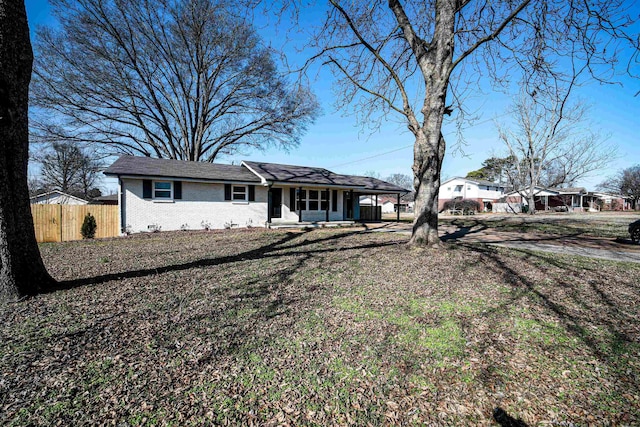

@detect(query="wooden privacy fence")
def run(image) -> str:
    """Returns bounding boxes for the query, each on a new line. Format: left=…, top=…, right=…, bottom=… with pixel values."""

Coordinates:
left=359, top=206, right=382, bottom=221
left=31, top=205, right=119, bottom=243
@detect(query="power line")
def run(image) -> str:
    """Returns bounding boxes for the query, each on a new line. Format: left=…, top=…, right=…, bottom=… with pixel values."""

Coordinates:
left=328, top=112, right=512, bottom=170
left=329, top=144, right=413, bottom=169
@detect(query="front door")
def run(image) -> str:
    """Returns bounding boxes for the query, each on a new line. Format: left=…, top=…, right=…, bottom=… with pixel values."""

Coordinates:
left=343, top=191, right=353, bottom=220
left=270, top=188, right=282, bottom=219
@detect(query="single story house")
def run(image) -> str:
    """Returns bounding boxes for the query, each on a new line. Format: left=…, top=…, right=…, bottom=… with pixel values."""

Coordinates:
left=501, top=187, right=634, bottom=212
left=588, top=192, right=632, bottom=211
left=439, top=177, right=506, bottom=212
left=104, top=155, right=407, bottom=233
left=30, top=190, right=88, bottom=205
left=360, top=195, right=411, bottom=213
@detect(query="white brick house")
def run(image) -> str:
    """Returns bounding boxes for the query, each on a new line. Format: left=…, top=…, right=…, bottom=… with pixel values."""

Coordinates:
left=105, top=156, right=407, bottom=233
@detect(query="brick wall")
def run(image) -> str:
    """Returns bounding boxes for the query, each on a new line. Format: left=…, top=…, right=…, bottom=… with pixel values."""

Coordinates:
left=121, top=179, right=349, bottom=233
left=122, top=179, right=268, bottom=233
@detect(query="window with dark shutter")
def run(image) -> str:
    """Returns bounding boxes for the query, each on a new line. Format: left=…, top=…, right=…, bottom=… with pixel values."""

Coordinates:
left=143, top=180, right=152, bottom=199
left=290, top=188, right=295, bottom=209
left=248, top=185, right=255, bottom=202
left=332, top=190, right=338, bottom=211
left=174, top=181, right=182, bottom=199
left=224, top=184, right=232, bottom=200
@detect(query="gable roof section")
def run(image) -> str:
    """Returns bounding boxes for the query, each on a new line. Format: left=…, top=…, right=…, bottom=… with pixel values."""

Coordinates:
left=104, top=155, right=260, bottom=183
left=242, top=161, right=407, bottom=193
left=30, top=190, right=88, bottom=204
left=242, top=160, right=346, bottom=186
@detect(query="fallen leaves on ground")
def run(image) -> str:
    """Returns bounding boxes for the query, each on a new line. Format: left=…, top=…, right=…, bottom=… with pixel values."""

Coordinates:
left=1, top=227, right=639, bottom=425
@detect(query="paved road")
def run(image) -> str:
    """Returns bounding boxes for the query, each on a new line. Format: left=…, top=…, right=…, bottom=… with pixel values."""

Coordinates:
left=364, top=222, right=640, bottom=264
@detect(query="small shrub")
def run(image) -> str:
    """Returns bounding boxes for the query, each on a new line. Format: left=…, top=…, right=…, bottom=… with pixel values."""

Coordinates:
left=81, top=213, right=97, bottom=239
left=442, top=199, right=480, bottom=213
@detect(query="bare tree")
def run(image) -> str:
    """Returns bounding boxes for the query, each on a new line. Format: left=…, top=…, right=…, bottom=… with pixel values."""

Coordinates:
left=385, top=173, right=412, bottom=190
left=363, top=170, right=382, bottom=179
left=306, top=0, right=637, bottom=245
left=36, top=142, right=104, bottom=199
left=598, top=165, right=640, bottom=209
left=497, top=91, right=614, bottom=214
left=30, top=0, right=319, bottom=162
left=1, top=0, right=55, bottom=300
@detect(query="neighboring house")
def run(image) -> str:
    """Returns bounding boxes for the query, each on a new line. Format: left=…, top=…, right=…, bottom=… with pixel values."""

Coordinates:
left=588, top=192, right=632, bottom=211
left=359, top=194, right=412, bottom=213
left=502, top=187, right=612, bottom=212
left=438, top=177, right=506, bottom=212
left=104, top=155, right=407, bottom=233
left=91, top=194, right=119, bottom=205
left=30, top=190, right=88, bottom=205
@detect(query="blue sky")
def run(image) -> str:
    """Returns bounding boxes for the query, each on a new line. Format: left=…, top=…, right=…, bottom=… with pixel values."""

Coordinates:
left=25, top=0, right=640, bottom=192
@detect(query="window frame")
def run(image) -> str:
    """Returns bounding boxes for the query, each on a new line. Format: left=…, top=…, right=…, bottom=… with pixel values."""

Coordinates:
left=296, top=188, right=330, bottom=211
left=153, top=180, right=173, bottom=200
left=232, top=185, right=248, bottom=202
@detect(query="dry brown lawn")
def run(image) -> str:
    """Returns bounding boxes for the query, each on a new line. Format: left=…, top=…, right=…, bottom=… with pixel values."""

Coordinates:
left=1, top=227, right=639, bottom=425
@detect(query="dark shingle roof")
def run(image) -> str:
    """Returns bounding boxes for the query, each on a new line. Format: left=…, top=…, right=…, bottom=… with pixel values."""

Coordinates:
left=105, top=156, right=409, bottom=193
left=243, top=161, right=407, bottom=193
left=242, top=161, right=352, bottom=186
left=337, top=175, right=408, bottom=193
left=94, top=194, right=118, bottom=201
left=104, top=155, right=261, bottom=183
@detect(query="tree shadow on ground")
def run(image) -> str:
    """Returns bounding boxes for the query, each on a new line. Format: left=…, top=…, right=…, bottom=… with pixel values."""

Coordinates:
left=493, top=407, right=529, bottom=427
left=440, top=218, right=584, bottom=243
left=51, top=228, right=397, bottom=293
left=460, top=242, right=640, bottom=399
left=27, top=228, right=404, bottom=372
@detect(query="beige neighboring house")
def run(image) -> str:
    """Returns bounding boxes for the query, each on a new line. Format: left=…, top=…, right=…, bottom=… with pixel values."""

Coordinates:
left=30, top=190, right=88, bottom=205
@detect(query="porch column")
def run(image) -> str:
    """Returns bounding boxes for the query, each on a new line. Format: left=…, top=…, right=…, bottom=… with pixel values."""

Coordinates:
left=350, top=189, right=354, bottom=220
left=325, top=188, right=329, bottom=222
left=375, top=194, right=379, bottom=221
left=397, top=193, right=400, bottom=222
left=267, top=187, right=272, bottom=223
left=298, top=187, right=303, bottom=222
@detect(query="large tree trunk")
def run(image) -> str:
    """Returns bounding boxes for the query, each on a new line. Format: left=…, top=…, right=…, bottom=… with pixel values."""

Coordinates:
left=407, top=1, right=454, bottom=246
left=0, top=0, right=55, bottom=300
left=409, top=127, right=446, bottom=246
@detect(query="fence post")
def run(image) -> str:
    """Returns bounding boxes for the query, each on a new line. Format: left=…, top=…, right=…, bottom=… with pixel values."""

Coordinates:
left=59, top=204, right=63, bottom=242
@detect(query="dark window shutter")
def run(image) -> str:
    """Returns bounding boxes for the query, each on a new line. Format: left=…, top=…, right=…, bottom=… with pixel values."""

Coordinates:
left=248, top=185, right=255, bottom=202
left=290, top=188, right=295, bottom=209
left=224, top=184, right=232, bottom=200
left=174, top=181, right=182, bottom=199
left=332, top=190, right=338, bottom=211
left=143, top=180, right=152, bottom=199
